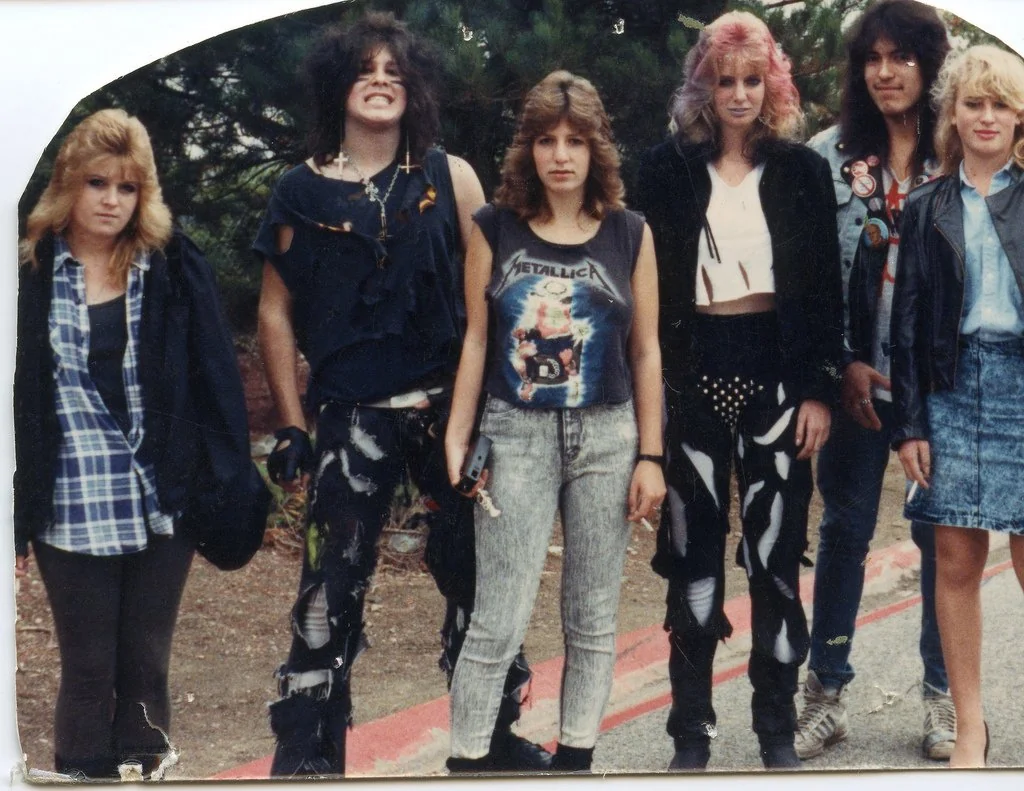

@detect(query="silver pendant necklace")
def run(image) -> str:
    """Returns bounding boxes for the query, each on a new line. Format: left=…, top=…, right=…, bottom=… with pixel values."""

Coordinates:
left=338, top=147, right=401, bottom=241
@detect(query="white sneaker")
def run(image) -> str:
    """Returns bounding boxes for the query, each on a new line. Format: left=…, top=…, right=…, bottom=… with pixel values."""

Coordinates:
left=922, top=690, right=956, bottom=761
left=794, top=670, right=849, bottom=760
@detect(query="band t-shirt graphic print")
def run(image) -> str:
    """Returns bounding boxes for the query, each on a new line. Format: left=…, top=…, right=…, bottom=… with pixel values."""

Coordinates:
left=869, top=169, right=913, bottom=403
left=507, top=275, right=585, bottom=403
left=475, top=204, right=645, bottom=409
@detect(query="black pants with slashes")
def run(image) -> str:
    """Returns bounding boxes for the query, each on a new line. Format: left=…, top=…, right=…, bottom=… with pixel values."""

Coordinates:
left=269, top=399, right=529, bottom=776
left=653, top=313, right=812, bottom=748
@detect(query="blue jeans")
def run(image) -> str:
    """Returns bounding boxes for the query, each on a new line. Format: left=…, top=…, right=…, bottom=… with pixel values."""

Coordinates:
left=449, top=396, right=638, bottom=757
left=810, top=399, right=947, bottom=693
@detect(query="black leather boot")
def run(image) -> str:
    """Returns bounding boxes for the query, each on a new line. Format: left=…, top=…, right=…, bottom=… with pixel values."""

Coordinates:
left=446, top=755, right=494, bottom=774
left=54, top=754, right=119, bottom=781
left=668, top=738, right=711, bottom=771
left=269, top=688, right=349, bottom=778
left=487, top=652, right=552, bottom=771
left=488, top=729, right=552, bottom=771
left=760, top=740, right=802, bottom=770
left=549, top=744, right=594, bottom=773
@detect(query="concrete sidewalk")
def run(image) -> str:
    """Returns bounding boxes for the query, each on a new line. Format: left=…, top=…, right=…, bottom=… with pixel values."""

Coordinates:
left=596, top=553, right=1020, bottom=774
left=216, top=534, right=1019, bottom=780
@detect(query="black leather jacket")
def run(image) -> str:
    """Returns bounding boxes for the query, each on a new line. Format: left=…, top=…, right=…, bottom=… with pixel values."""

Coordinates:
left=636, top=137, right=843, bottom=408
left=891, top=166, right=1024, bottom=448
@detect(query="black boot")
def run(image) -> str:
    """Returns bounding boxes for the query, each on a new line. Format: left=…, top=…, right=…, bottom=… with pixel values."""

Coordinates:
left=760, top=739, right=801, bottom=770
left=487, top=652, right=552, bottom=771
left=488, top=729, right=552, bottom=771
left=54, top=754, right=119, bottom=781
left=666, top=628, right=718, bottom=772
left=668, top=738, right=711, bottom=771
left=749, top=652, right=801, bottom=770
left=269, top=688, right=349, bottom=778
left=549, top=744, right=594, bottom=773
left=446, top=755, right=494, bottom=774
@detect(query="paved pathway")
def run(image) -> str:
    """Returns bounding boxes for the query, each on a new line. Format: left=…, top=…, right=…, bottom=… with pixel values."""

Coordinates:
left=215, top=536, right=1022, bottom=787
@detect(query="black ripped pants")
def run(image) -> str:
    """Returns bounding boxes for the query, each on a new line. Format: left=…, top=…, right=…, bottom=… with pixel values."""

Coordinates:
left=653, top=314, right=812, bottom=750
left=269, top=399, right=530, bottom=777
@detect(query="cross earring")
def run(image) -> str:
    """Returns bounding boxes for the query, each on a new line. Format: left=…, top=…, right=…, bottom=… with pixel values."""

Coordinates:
left=398, top=136, right=419, bottom=174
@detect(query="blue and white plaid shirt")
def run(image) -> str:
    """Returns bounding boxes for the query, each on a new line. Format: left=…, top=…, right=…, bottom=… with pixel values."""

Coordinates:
left=40, top=237, right=174, bottom=555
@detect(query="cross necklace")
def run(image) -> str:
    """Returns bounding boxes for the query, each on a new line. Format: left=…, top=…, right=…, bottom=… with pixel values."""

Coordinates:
left=338, top=147, right=401, bottom=241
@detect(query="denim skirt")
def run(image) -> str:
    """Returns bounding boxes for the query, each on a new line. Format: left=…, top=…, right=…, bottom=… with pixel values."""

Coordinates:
left=904, top=335, right=1024, bottom=534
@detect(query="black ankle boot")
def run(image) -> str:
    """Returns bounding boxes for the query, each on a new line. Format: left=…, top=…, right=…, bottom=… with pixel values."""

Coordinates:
left=486, top=651, right=550, bottom=771
left=760, top=740, right=801, bottom=770
left=488, top=727, right=552, bottom=771
left=54, top=754, right=119, bottom=781
left=668, top=738, right=711, bottom=771
left=446, top=755, right=494, bottom=774
left=269, top=690, right=348, bottom=777
left=549, top=744, right=594, bottom=773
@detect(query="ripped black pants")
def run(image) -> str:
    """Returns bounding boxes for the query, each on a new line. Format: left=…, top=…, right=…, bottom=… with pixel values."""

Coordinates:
left=269, top=400, right=529, bottom=777
left=653, top=314, right=812, bottom=749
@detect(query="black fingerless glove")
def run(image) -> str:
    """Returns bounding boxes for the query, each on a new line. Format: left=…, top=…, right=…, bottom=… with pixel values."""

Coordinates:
left=267, top=426, right=314, bottom=484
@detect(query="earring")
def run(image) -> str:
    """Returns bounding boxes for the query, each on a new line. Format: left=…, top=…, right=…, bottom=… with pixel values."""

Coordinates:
left=399, top=133, right=418, bottom=173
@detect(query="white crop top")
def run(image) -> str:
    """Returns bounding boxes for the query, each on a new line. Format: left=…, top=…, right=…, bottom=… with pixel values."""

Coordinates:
left=695, top=163, right=774, bottom=306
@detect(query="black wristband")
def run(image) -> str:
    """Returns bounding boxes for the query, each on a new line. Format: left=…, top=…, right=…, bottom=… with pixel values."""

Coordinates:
left=636, top=453, right=665, bottom=466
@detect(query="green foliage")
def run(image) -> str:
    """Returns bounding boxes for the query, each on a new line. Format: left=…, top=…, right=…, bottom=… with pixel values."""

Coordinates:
left=20, top=0, right=737, bottom=336
left=941, top=10, right=1006, bottom=50
left=41, top=0, right=1009, bottom=337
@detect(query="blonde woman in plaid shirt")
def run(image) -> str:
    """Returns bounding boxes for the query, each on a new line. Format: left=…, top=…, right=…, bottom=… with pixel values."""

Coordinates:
left=16, top=109, right=251, bottom=779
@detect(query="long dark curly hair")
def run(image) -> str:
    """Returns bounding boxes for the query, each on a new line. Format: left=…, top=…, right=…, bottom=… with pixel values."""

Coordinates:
left=302, top=11, right=440, bottom=168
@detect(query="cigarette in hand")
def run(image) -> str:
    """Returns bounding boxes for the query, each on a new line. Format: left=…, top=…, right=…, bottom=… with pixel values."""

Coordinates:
left=906, top=481, right=919, bottom=504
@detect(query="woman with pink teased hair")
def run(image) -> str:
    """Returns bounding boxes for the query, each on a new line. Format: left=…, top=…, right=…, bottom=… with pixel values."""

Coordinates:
left=636, top=11, right=842, bottom=770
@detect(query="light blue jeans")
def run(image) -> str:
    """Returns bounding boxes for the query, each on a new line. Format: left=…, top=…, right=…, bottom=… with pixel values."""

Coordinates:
left=449, top=396, right=638, bottom=757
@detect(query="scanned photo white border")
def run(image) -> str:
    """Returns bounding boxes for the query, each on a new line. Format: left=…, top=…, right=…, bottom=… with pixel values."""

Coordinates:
left=2, top=2, right=1022, bottom=790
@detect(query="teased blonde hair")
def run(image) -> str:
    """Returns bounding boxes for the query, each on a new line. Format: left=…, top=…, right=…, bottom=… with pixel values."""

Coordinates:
left=20, top=108, right=172, bottom=281
left=933, top=45, right=1024, bottom=175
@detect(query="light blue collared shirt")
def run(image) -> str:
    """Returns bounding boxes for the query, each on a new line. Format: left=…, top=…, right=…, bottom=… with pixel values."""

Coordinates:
left=959, top=160, right=1024, bottom=338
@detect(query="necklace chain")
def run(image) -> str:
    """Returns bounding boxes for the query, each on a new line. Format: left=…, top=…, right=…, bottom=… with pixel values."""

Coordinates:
left=339, top=146, right=401, bottom=241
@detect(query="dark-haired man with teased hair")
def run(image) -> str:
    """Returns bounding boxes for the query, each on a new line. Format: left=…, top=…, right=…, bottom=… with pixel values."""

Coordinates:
left=797, top=0, right=954, bottom=762
left=255, top=11, right=549, bottom=777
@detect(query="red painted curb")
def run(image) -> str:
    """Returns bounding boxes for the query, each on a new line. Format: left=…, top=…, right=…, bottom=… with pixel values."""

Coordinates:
left=595, top=556, right=1015, bottom=737
left=214, top=538, right=1008, bottom=779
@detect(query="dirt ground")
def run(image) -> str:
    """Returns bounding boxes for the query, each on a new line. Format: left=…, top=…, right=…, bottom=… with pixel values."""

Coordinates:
left=13, top=346, right=916, bottom=780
